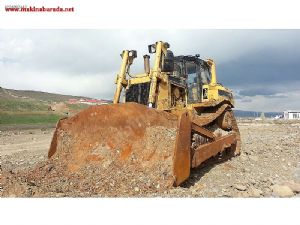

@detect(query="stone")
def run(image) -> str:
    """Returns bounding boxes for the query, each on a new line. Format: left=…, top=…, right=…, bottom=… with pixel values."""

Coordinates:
left=248, top=178, right=257, bottom=185
left=234, top=184, right=247, bottom=191
left=249, top=156, right=259, bottom=162
left=294, top=167, right=300, bottom=182
left=249, top=187, right=263, bottom=197
left=134, top=187, right=139, bottom=192
left=283, top=181, right=300, bottom=193
left=236, top=191, right=249, bottom=197
left=45, top=164, right=54, bottom=172
left=240, top=154, right=248, bottom=161
left=267, top=178, right=275, bottom=185
left=282, top=165, right=288, bottom=171
left=275, top=146, right=281, bottom=150
left=27, top=180, right=36, bottom=186
left=272, top=185, right=294, bottom=197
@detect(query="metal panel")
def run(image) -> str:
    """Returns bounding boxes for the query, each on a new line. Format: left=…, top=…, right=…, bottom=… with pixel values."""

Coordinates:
left=173, top=111, right=191, bottom=186
left=191, top=134, right=236, bottom=168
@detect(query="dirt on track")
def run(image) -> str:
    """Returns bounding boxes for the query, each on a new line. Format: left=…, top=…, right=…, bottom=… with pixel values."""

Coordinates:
left=1, top=120, right=300, bottom=197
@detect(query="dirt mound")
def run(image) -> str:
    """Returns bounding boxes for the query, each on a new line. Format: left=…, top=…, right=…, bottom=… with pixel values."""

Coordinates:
left=2, top=120, right=300, bottom=197
left=39, top=103, right=179, bottom=195
left=1, top=159, right=172, bottom=197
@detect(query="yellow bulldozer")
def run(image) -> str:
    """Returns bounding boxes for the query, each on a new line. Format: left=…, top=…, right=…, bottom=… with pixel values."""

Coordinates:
left=49, top=41, right=241, bottom=187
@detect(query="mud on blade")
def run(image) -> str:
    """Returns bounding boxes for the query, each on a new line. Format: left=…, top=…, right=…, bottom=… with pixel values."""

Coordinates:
left=49, top=103, right=191, bottom=188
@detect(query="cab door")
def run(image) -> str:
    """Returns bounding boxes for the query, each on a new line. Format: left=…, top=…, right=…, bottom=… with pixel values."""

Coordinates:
left=186, top=62, right=202, bottom=103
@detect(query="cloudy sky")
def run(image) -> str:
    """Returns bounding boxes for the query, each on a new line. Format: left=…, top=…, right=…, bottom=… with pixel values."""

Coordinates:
left=0, top=29, right=300, bottom=112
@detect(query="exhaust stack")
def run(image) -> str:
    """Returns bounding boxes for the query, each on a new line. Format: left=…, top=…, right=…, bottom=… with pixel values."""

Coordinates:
left=143, top=55, right=150, bottom=74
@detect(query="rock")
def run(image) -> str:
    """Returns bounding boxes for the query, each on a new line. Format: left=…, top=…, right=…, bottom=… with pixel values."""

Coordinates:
left=248, top=178, right=257, bottom=185
left=236, top=191, right=250, bottom=197
left=45, top=164, right=54, bottom=172
left=27, top=180, right=36, bottom=186
left=249, top=156, right=259, bottom=162
left=267, top=178, right=275, bottom=185
left=249, top=187, right=263, bottom=197
left=244, top=149, right=252, bottom=155
left=272, top=185, right=294, bottom=197
left=275, top=146, right=281, bottom=150
left=282, top=165, right=288, bottom=171
left=283, top=181, right=300, bottom=193
left=294, top=167, right=300, bottom=182
left=134, top=187, right=139, bottom=192
left=240, top=154, right=248, bottom=161
left=244, top=168, right=251, bottom=173
left=234, top=184, right=247, bottom=191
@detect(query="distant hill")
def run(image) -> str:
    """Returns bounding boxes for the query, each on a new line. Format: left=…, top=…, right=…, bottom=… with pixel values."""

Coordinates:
left=0, top=87, right=111, bottom=125
left=0, top=87, right=90, bottom=102
left=233, top=109, right=281, bottom=118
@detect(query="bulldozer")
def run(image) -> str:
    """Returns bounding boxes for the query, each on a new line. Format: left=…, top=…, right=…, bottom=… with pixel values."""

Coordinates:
left=48, top=41, right=241, bottom=187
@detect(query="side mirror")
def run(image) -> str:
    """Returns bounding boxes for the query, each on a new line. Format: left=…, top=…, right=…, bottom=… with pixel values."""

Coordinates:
left=148, top=44, right=156, bottom=54
left=128, top=50, right=137, bottom=65
left=129, top=50, right=137, bottom=58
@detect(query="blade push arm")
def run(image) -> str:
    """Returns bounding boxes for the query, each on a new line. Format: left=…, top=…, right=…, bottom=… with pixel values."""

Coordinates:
left=113, top=41, right=169, bottom=106
left=113, top=50, right=137, bottom=104
left=113, top=50, right=129, bottom=104
left=148, top=41, right=169, bottom=107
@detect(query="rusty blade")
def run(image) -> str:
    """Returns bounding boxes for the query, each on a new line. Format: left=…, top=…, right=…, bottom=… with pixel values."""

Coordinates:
left=173, top=111, right=191, bottom=186
left=48, top=102, right=182, bottom=188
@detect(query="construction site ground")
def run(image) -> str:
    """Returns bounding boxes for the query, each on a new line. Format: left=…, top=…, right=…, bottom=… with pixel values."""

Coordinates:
left=1, top=120, right=300, bottom=197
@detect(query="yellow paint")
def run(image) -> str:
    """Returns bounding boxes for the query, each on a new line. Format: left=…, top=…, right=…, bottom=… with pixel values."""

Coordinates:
left=113, top=50, right=129, bottom=104
left=113, top=41, right=235, bottom=111
left=128, top=76, right=150, bottom=85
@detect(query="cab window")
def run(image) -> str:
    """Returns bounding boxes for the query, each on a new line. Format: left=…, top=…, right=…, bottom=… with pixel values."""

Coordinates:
left=173, top=62, right=182, bottom=78
left=186, top=62, right=200, bottom=103
left=200, top=68, right=211, bottom=84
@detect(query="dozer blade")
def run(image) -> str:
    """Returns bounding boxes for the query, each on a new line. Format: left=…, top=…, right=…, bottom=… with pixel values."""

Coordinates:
left=48, top=102, right=191, bottom=187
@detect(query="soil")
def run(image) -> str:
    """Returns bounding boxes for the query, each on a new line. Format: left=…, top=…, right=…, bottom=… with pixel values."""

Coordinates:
left=1, top=119, right=300, bottom=197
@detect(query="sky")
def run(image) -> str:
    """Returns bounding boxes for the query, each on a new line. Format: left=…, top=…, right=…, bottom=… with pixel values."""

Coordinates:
left=0, top=29, right=300, bottom=112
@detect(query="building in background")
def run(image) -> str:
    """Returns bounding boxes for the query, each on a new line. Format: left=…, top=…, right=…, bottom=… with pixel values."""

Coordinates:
left=68, top=98, right=111, bottom=105
left=283, top=110, right=300, bottom=119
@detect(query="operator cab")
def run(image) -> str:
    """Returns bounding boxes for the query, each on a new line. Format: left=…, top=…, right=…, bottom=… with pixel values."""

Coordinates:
left=125, top=48, right=212, bottom=107
left=170, top=55, right=212, bottom=103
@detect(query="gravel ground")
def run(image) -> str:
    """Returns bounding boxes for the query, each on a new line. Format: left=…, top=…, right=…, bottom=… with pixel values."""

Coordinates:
left=1, top=120, right=300, bottom=197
